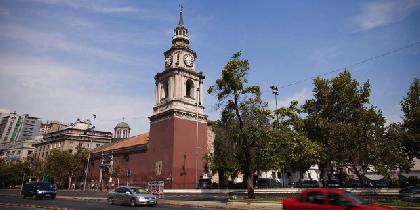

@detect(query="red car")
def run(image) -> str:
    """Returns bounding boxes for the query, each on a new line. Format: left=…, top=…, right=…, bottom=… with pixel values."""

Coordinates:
left=283, top=188, right=395, bottom=210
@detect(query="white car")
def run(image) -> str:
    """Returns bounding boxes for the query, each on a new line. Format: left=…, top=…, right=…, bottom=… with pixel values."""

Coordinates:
left=107, top=187, right=157, bottom=207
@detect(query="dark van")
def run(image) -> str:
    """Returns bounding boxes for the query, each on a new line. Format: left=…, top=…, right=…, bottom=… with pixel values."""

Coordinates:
left=21, top=182, right=56, bottom=200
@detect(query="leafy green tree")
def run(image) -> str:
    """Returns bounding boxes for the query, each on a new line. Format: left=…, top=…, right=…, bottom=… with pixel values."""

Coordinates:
left=44, top=147, right=88, bottom=189
left=0, top=159, right=26, bottom=188
left=274, top=101, right=323, bottom=179
left=400, top=78, right=420, bottom=160
left=110, top=163, right=122, bottom=187
left=207, top=121, right=239, bottom=189
left=303, top=71, right=395, bottom=184
left=208, top=51, right=271, bottom=198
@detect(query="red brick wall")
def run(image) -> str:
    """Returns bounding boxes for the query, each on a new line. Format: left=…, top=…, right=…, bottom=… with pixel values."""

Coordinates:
left=87, top=115, right=208, bottom=189
left=172, top=117, right=207, bottom=188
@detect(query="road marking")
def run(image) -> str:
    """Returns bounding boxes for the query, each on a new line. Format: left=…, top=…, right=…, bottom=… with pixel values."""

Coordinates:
left=0, top=202, right=74, bottom=210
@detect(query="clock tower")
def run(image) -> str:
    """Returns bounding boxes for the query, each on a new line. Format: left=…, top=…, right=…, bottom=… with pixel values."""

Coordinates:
left=148, top=7, right=207, bottom=189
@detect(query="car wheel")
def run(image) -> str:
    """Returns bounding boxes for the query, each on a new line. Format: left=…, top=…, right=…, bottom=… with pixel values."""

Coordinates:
left=51, top=195, right=56, bottom=199
left=107, top=197, right=114, bottom=205
left=130, top=198, right=136, bottom=207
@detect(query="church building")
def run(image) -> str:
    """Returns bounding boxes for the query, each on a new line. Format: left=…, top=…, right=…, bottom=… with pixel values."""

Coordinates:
left=87, top=7, right=210, bottom=189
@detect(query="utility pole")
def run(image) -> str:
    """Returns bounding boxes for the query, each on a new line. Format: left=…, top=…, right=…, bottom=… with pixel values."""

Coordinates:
left=270, top=85, right=285, bottom=187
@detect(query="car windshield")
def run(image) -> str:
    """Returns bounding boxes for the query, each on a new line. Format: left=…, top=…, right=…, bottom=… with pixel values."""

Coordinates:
left=342, top=191, right=368, bottom=205
left=129, top=188, right=147, bottom=194
left=36, top=183, right=54, bottom=188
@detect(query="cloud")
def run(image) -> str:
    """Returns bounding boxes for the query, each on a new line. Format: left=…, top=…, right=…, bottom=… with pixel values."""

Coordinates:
left=28, top=0, right=138, bottom=14
left=0, top=55, right=154, bottom=134
left=274, top=88, right=312, bottom=108
left=352, top=0, right=420, bottom=30
left=0, top=24, right=139, bottom=64
left=0, top=8, right=10, bottom=16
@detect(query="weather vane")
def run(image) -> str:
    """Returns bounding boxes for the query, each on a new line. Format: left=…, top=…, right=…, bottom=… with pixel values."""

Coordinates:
left=179, top=0, right=183, bottom=13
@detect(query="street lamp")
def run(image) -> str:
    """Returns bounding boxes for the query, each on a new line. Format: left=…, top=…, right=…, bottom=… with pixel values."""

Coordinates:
left=270, top=85, right=285, bottom=187
left=195, top=86, right=200, bottom=188
left=83, top=114, right=96, bottom=191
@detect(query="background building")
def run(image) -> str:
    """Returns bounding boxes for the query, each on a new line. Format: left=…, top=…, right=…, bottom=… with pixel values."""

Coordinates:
left=34, top=119, right=112, bottom=160
left=0, top=109, right=42, bottom=160
left=0, top=111, right=41, bottom=143
left=40, top=121, right=68, bottom=135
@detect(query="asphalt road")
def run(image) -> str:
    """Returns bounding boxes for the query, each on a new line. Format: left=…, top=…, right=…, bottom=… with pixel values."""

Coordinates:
left=0, top=194, right=210, bottom=210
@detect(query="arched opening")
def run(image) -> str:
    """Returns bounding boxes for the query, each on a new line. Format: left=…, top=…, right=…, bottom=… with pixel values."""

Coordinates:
left=185, top=79, right=194, bottom=98
left=162, top=80, right=169, bottom=99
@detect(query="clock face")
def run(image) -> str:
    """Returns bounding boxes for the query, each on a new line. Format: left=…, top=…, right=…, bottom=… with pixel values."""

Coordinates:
left=165, top=55, right=172, bottom=67
left=183, top=54, right=194, bottom=67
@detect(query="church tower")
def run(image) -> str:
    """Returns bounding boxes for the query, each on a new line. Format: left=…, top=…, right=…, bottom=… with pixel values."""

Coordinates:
left=148, top=6, right=207, bottom=189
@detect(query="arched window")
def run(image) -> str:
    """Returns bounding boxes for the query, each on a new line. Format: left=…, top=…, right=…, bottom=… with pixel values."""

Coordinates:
left=162, top=80, right=169, bottom=99
left=185, top=79, right=194, bottom=98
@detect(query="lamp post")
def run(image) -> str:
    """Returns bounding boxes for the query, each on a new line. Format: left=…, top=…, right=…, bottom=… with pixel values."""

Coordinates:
left=270, top=85, right=285, bottom=187
left=83, top=114, right=96, bottom=191
left=195, top=86, right=200, bottom=188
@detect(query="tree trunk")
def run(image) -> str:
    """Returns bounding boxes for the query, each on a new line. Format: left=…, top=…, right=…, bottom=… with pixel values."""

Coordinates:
left=68, top=176, right=72, bottom=190
left=218, top=170, right=225, bottom=189
left=246, top=172, right=254, bottom=199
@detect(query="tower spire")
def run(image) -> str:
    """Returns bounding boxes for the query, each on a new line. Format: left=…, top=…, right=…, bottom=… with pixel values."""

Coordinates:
left=179, top=2, right=184, bottom=26
left=172, top=2, right=189, bottom=44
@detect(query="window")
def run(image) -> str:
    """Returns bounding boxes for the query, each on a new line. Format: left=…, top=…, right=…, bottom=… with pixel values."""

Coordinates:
left=68, top=149, right=73, bottom=153
left=162, top=80, right=169, bottom=99
left=185, top=79, right=194, bottom=98
left=327, top=193, right=350, bottom=206
left=127, top=169, right=132, bottom=177
left=96, top=144, right=100, bottom=148
left=306, top=192, right=324, bottom=204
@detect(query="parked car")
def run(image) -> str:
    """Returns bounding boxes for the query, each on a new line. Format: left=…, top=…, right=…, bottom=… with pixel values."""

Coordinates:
left=257, top=178, right=282, bottom=188
left=326, top=179, right=342, bottom=188
left=107, top=186, right=157, bottom=207
left=399, top=185, right=420, bottom=202
left=283, top=188, right=395, bottom=210
left=300, top=179, right=319, bottom=188
left=20, top=182, right=56, bottom=200
left=372, top=179, right=389, bottom=188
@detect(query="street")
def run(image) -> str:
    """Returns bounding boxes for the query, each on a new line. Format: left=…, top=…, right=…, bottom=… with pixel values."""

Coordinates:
left=0, top=194, right=212, bottom=210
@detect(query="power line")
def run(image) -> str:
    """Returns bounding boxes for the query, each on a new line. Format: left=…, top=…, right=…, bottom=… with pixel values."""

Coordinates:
left=271, top=40, right=420, bottom=90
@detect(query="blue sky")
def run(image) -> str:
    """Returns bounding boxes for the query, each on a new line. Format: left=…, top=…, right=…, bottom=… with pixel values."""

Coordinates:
left=0, top=0, right=419, bottom=135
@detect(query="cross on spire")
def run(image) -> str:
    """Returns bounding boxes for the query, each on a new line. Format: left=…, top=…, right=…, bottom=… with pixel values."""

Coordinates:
left=178, top=1, right=184, bottom=26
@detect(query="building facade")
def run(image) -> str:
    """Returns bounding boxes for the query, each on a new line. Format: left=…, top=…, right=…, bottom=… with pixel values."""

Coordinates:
left=40, top=121, right=68, bottom=135
left=34, top=119, right=112, bottom=160
left=88, top=8, right=209, bottom=189
left=0, top=111, right=41, bottom=144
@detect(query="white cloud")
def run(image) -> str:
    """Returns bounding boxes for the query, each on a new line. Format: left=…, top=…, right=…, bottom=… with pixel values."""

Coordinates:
left=0, top=8, right=10, bottom=16
left=28, top=0, right=138, bottom=14
left=0, top=56, right=154, bottom=135
left=0, top=24, right=139, bottom=64
left=352, top=0, right=420, bottom=30
left=274, top=88, right=312, bottom=109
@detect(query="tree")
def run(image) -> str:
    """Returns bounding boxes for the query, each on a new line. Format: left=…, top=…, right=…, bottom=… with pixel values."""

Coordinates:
left=303, top=71, right=400, bottom=184
left=400, top=78, right=420, bottom=160
left=44, top=148, right=88, bottom=189
left=274, top=101, right=323, bottom=179
left=110, top=163, right=123, bottom=187
left=207, top=120, right=239, bottom=189
left=208, top=51, right=271, bottom=198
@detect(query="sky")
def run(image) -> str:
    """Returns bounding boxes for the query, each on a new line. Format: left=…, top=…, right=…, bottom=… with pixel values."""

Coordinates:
left=0, top=0, right=419, bottom=135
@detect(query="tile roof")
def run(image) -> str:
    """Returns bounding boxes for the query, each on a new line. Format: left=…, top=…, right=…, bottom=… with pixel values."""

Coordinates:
left=92, top=132, right=149, bottom=154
